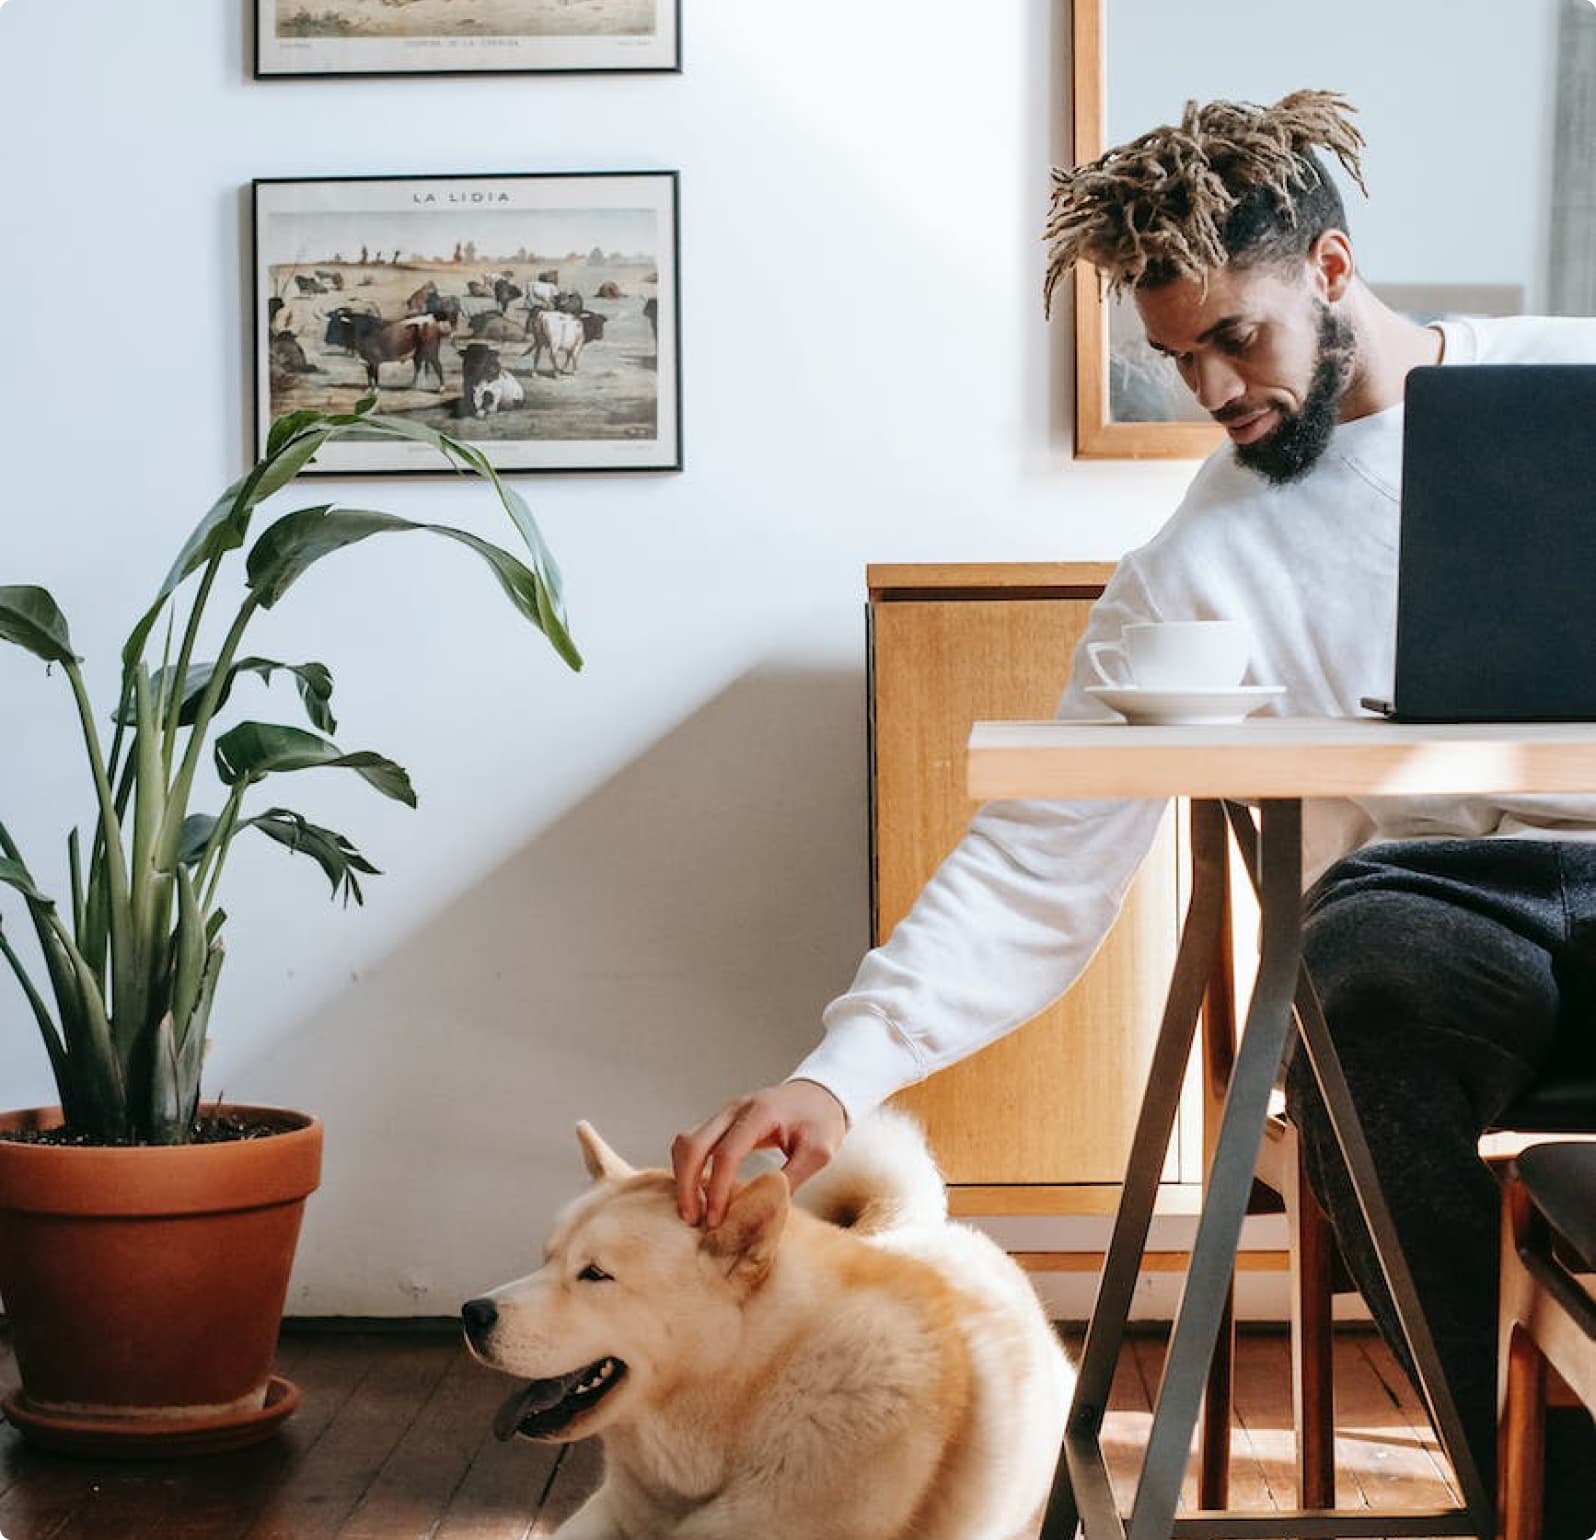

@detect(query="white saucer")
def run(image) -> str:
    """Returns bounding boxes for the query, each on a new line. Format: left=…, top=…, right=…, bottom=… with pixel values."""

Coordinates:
left=1085, top=683, right=1287, bottom=726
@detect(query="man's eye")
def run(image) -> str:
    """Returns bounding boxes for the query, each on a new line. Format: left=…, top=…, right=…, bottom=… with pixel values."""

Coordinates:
left=1218, top=331, right=1256, bottom=355
left=578, top=1263, right=613, bottom=1283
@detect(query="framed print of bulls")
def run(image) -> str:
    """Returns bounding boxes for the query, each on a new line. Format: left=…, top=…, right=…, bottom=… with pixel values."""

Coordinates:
left=252, top=172, right=681, bottom=474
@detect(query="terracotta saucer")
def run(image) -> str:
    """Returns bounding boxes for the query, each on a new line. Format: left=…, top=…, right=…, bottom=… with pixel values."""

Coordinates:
left=1, top=1374, right=301, bottom=1458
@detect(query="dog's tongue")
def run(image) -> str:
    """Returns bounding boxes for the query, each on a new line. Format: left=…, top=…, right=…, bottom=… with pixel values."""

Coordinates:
left=492, top=1370, right=584, bottom=1441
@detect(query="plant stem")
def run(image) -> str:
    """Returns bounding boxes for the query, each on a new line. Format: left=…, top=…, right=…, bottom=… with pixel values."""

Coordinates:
left=123, top=664, right=170, bottom=1057
left=0, top=822, right=81, bottom=1056
left=68, top=828, right=84, bottom=942
left=44, top=905, right=125, bottom=1120
left=103, top=673, right=133, bottom=790
left=157, top=594, right=259, bottom=875
left=62, top=657, right=133, bottom=1024
left=162, top=556, right=221, bottom=774
left=83, top=753, right=137, bottom=994
left=197, top=782, right=247, bottom=913
left=0, top=923, right=69, bottom=1078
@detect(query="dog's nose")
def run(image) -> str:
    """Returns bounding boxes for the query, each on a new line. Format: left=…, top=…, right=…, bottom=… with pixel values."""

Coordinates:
left=461, top=1297, right=498, bottom=1344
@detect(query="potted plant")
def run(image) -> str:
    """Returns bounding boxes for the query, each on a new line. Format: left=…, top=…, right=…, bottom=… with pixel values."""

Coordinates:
left=0, top=400, right=580, bottom=1455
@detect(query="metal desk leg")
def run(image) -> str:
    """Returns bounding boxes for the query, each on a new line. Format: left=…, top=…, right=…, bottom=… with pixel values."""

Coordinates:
left=1043, top=799, right=1233, bottom=1540
left=1223, top=803, right=1489, bottom=1536
left=1049, top=797, right=1479, bottom=1539
left=1123, top=800, right=1304, bottom=1540
left=1219, top=797, right=1481, bottom=1538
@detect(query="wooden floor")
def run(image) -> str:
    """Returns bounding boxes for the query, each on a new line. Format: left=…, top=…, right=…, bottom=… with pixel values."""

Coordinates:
left=0, top=1325, right=1456, bottom=1538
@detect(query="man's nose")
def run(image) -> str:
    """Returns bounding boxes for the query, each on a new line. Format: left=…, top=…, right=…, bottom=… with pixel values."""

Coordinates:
left=1191, top=353, right=1245, bottom=413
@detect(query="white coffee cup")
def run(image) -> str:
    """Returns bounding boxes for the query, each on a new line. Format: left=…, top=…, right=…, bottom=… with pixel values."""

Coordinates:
left=1087, top=620, right=1251, bottom=691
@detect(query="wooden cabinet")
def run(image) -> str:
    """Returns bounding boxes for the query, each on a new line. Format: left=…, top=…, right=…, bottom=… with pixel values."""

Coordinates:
left=871, top=563, right=1194, bottom=1212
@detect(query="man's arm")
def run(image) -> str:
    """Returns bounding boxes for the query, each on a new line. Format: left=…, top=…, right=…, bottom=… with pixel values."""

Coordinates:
left=673, top=555, right=1171, bottom=1220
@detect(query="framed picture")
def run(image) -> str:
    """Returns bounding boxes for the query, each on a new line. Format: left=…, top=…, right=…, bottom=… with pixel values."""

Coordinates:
left=255, top=0, right=680, bottom=77
left=1070, top=0, right=1591, bottom=461
left=253, top=172, right=681, bottom=475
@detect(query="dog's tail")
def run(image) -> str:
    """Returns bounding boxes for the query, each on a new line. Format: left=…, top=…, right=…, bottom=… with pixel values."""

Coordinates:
left=794, top=1107, right=947, bottom=1235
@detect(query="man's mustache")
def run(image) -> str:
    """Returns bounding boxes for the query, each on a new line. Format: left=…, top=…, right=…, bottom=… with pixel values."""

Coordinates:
left=1212, top=401, right=1270, bottom=425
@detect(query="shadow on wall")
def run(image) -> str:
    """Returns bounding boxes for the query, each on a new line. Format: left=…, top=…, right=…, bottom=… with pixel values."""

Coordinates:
left=231, top=663, right=870, bottom=1313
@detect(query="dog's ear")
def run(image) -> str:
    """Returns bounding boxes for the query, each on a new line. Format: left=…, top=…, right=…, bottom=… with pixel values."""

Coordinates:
left=576, top=1122, right=636, bottom=1182
left=702, top=1169, right=789, bottom=1289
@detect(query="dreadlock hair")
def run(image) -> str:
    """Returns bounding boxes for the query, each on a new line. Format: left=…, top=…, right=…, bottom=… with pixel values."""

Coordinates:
left=1042, top=89, right=1368, bottom=315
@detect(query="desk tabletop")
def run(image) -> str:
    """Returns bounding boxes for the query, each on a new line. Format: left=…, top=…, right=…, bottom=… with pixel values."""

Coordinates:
left=968, top=718, right=1596, bottom=800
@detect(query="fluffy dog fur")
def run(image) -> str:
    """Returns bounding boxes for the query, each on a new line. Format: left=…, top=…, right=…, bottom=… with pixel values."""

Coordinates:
left=463, top=1111, right=1072, bottom=1539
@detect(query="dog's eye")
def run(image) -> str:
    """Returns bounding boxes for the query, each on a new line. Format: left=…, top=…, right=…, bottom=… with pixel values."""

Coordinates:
left=577, top=1263, right=613, bottom=1283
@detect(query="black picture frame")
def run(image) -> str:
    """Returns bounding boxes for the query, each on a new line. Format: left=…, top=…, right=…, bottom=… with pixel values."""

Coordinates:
left=254, top=0, right=681, bottom=78
left=252, top=171, right=682, bottom=476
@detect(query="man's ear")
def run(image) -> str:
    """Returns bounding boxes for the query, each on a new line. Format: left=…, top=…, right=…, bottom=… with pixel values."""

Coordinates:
left=576, top=1121, right=636, bottom=1182
left=701, top=1169, right=789, bottom=1289
left=1308, top=228, right=1355, bottom=305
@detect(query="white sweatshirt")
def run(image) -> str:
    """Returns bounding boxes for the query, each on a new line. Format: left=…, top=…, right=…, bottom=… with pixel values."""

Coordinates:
left=794, top=314, right=1596, bottom=1127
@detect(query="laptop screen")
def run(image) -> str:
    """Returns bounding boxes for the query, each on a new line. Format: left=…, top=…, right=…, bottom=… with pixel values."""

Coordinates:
left=1394, top=364, right=1596, bottom=722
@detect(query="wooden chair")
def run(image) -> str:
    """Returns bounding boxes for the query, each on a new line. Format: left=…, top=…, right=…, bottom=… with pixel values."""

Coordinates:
left=1244, top=1078, right=1596, bottom=1511
left=1198, top=805, right=1339, bottom=1510
left=1497, top=1141, right=1596, bottom=1540
left=1195, top=814, right=1341, bottom=1509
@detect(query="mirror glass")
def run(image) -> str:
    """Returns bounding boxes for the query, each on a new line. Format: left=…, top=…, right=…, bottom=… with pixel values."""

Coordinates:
left=1099, top=0, right=1596, bottom=424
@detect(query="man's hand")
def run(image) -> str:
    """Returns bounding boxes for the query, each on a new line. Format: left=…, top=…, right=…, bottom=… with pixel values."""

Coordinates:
left=671, top=1080, right=848, bottom=1227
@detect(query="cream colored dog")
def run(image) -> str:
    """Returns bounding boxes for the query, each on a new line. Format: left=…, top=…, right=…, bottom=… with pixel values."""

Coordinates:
left=462, top=1110, right=1072, bottom=1540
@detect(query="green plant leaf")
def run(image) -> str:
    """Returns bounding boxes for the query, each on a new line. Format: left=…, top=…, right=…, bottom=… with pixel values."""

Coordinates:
left=170, top=865, right=207, bottom=1035
left=121, top=656, right=337, bottom=735
left=0, top=857, right=54, bottom=906
left=0, top=826, right=104, bottom=1117
left=242, top=807, right=381, bottom=906
left=0, top=922, right=68, bottom=1085
left=341, top=415, right=580, bottom=670
left=177, top=814, right=217, bottom=867
left=121, top=438, right=332, bottom=675
left=325, top=394, right=378, bottom=425
left=213, top=721, right=417, bottom=807
left=176, top=938, right=225, bottom=1130
left=243, top=658, right=336, bottom=734
left=245, top=508, right=412, bottom=606
left=245, top=506, right=581, bottom=670
left=121, top=478, right=243, bottom=674
left=0, top=586, right=77, bottom=665
left=147, top=1011, right=185, bottom=1144
left=267, top=409, right=326, bottom=459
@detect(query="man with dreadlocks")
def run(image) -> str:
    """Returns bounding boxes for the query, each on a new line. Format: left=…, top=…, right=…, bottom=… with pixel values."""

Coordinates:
left=674, top=91, right=1596, bottom=1532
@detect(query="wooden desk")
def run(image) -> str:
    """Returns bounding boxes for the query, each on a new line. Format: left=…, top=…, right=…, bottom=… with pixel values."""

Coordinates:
left=968, top=719, right=1596, bottom=1540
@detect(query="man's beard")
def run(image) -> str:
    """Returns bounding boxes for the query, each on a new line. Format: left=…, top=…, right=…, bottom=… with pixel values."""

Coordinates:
left=1232, top=305, right=1356, bottom=485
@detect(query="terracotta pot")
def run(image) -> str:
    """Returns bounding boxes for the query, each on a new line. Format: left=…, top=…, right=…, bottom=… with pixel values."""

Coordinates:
left=0, top=1104, right=322, bottom=1456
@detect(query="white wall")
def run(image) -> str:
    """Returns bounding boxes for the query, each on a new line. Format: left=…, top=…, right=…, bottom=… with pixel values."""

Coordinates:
left=1108, top=0, right=1564, bottom=298
left=0, top=0, right=1201, bottom=1315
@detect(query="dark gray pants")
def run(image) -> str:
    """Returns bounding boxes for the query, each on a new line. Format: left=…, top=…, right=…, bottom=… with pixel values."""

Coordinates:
left=1285, top=838, right=1596, bottom=1536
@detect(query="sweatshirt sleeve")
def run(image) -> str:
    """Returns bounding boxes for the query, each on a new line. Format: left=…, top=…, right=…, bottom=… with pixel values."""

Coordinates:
left=788, top=561, right=1170, bottom=1127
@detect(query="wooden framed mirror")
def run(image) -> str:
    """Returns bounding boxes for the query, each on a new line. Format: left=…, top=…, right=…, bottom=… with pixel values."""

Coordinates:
left=1069, top=0, right=1596, bottom=461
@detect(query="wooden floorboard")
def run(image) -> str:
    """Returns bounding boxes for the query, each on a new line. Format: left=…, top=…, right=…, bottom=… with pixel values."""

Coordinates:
left=430, top=1405, right=561, bottom=1540
left=1094, top=1326, right=1152, bottom=1515
left=0, top=1323, right=1465, bottom=1536
left=1228, top=1329, right=1309, bottom=1510
left=333, top=1350, right=531, bottom=1540
left=530, top=1442, right=605, bottom=1536
left=242, top=1338, right=457, bottom=1540
left=1340, top=1332, right=1461, bottom=1507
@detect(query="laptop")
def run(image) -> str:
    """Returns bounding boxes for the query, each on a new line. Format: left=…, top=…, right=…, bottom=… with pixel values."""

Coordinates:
left=1361, top=363, right=1596, bottom=723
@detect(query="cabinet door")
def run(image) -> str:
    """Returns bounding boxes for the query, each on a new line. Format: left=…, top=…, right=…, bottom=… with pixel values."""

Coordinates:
left=875, top=596, right=1179, bottom=1185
